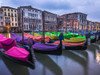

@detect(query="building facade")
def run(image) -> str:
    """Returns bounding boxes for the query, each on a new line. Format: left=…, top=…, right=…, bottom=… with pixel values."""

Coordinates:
left=0, top=8, right=4, bottom=32
left=43, top=11, right=57, bottom=32
left=57, top=16, right=64, bottom=31
left=60, top=12, right=87, bottom=31
left=1, top=6, right=18, bottom=32
left=18, top=6, right=42, bottom=31
left=86, top=20, right=100, bottom=32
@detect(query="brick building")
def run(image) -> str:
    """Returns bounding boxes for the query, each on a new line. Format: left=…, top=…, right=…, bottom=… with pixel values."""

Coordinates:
left=60, top=12, right=87, bottom=31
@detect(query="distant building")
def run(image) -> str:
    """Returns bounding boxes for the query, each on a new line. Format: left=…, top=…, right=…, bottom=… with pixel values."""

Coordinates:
left=86, top=20, right=92, bottom=31
left=60, top=12, right=87, bottom=30
left=94, top=22, right=100, bottom=31
left=0, top=8, right=4, bottom=32
left=17, top=6, right=42, bottom=31
left=1, top=6, right=18, bottom=32
left=43, top=11, right=57, bottom=32
left=57, top=16, right=63, bottom=31
left=86, top=20, right=100, bottom=32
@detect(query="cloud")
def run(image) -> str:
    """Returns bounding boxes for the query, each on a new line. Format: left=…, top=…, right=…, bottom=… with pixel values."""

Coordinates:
left=1, top=0, right=100, bottom=22
left=38, top=1, right=72, bottom=10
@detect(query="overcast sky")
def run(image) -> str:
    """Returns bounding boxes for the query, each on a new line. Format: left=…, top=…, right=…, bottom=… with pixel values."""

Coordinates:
left=0, top=0, right=100, bottom=22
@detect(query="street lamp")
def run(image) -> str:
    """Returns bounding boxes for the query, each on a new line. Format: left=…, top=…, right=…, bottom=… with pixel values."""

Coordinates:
left=6, top=25, right=11, bottom=38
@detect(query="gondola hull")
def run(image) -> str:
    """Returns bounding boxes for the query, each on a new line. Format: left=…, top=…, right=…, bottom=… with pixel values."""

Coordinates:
left=64, top=45, right=87, bottom=50
left=0, top=47, right=35, bottom=69
left=91, top=38, right=96, bottom=43
left=32, top=43, right=62, bottom=55
left=64, top=41, right=87, bottom=50
left=33, top=48, right=62, bottom=55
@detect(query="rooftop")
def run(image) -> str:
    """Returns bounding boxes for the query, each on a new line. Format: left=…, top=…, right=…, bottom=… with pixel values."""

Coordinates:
left=1, top=6, right=17, bottom=10
left=17, top=6, right=42, bottom=12
left=43, top=10, right=57, bottom=16
left=61, top=12, right=87, bottom=16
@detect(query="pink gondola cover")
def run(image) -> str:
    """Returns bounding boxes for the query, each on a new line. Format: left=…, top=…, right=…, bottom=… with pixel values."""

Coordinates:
left=0, top=34, right=8, bottom=48
left=0, top=34, right=17, bottom=50
left=5, top=46, right=29, bottom=61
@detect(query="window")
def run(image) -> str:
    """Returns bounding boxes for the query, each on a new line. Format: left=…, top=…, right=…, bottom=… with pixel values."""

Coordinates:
left=1, top=16, right=3, bottom=19
left=8, top=13, right=10, bottom=16
left=11, top=13, right=13, bottom=17
left=4, top=8, right=6, bottom=11
left=4, top=12, right=7, bottom=16
left=15, top=14, right=17, bottom=17
left=28, top=9, right=31, bottom=11
left=8, top=9, right=10, bottom=11
left=15, top=18, right=17, bottom=21
left=11, top=9, right=13, bottom=12
left=12, top=18, right=13, bottom=21
left=15, top=10, right=16, bottom=12
left=12, top=23, right=14, bottom=26
left=15, top=23, right=17, bottom=26
left=9, top=23, right=10, bottom=25
left=6, top=23, right=8, bottom=25
left=34, top=14, right=36, bottom=17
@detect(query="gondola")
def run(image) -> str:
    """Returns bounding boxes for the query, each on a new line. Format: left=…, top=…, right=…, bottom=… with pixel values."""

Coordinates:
left=24, top=32, right=50, bottom=43
left=90, top=34, right=96, bottom=43
left=53, top=33, right=91, bottom=50
left=64, top=41, right=87, bottom=50
left=32, top=41, right=62, bottom=55
left=0, top=34, right=35, bottom=69
left=99, top=32, right=100, bottom=40
left=11, top=33, right=63, bottom=55
left=53, top=41, right=87, bottom=50
left=11, top=33, right=32, bottom=45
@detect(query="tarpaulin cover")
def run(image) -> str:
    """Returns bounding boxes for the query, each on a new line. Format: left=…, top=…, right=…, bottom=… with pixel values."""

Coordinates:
left=0, top=34, right=17, bottom=50
left=5, top=46, right=29, bottom=61
left=11, top=33, right=31, bottom=45
left=24, top=33, right=50, bottom=43
left=64, top=38, right=85, bottom=43
left=32, top=43, right=57, bottom=50
left=53, top=41, right=84, bottom=46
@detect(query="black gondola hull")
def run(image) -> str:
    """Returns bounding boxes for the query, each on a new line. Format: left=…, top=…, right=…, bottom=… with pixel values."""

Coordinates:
left=91, top=38, right=96, bottom=43
left=34, top=48, right=62, bottom=55
left=0, top=48, right=35, bottom=69
left=64, top=45, right=87, bottom=50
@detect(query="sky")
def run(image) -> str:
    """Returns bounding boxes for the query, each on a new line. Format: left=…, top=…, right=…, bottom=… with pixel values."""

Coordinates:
left=0, top=0, right=100, bottom=22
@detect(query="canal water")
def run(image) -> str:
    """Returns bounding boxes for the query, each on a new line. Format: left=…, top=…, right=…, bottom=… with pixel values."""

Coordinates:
left=0, top=33, right=100, bottom=75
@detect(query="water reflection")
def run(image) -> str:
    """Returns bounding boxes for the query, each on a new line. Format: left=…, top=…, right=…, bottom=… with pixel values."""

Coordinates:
left=96, top=49, right=100, bottom=65
left=35, top=53, right=62, bottom=75
left=63, top=50, right=88, bottom=75
left=72, top=50, right=88, bottom=60
left=0, top=33, right=100, bottom=75
left=88, top=44, right=98, bottom=60
left=0, top=53, right=30, bottom=75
